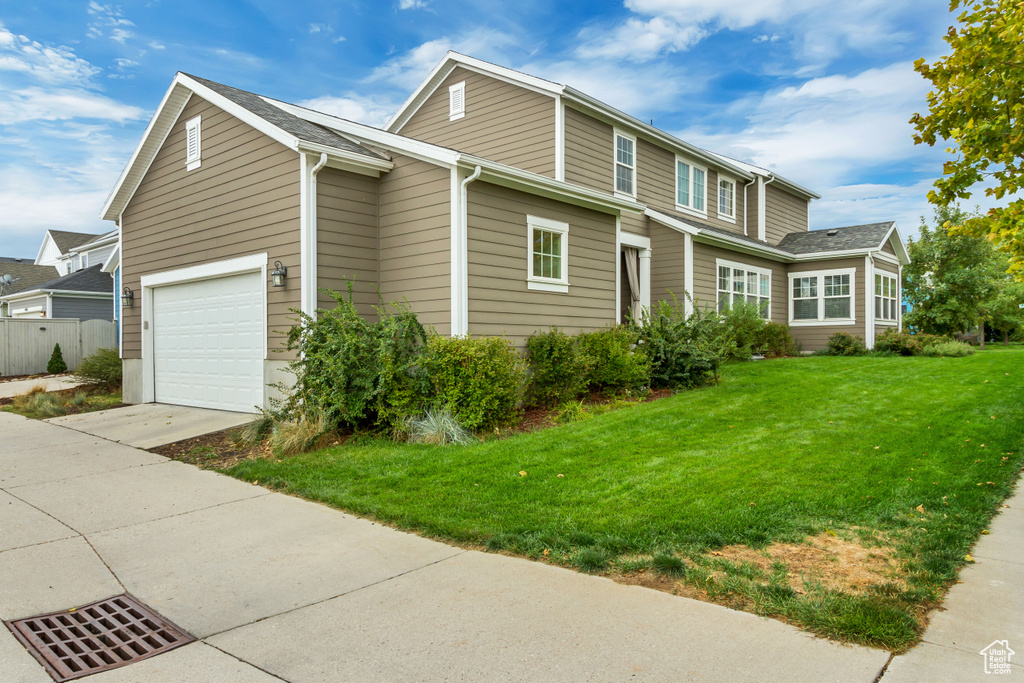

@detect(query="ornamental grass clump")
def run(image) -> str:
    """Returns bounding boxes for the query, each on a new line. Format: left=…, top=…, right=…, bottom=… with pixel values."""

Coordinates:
left=406, top=407, right=478, bottom=445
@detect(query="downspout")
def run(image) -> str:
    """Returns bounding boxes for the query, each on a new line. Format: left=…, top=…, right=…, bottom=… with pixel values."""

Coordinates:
left=742, top=177, right=756, bottom=237
left=866, top=250, right=876, bottom=349
left=455, top=165, right=482, bottom=336
left=303, top=153, right=328, bottom=316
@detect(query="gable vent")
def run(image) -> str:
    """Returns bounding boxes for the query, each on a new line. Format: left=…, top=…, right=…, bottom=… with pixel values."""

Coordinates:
left=185, top=115, right=202, bottom=171
left=449, top=81, right=466, bottom=121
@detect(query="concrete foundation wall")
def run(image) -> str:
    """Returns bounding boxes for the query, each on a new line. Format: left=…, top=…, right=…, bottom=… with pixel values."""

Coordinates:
left=122, top=358, right=143, bottom=404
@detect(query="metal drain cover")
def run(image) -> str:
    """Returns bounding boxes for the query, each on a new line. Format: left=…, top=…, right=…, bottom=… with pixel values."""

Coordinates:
left=5, top=594, right=195, bottom=681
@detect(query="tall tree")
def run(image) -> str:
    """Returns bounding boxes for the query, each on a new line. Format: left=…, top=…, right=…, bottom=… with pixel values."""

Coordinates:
left=910, top=0, right=1024, bottom=279
left=903, top=208, right=1004, bottom=336
left=982, top=279, right=1024, bottom=344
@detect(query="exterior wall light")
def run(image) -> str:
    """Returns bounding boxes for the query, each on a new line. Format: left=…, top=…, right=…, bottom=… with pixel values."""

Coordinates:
left=121, top=286, right=134, bottom=307
left=271, top=261, right=288, bottom=287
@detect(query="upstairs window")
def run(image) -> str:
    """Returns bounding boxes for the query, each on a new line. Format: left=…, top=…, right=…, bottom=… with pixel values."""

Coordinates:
left=449, top=81, right=466, bottom=121
left=717, top=261, right=770, bottom=319
left=185, top=115, right=201, bottom=171
left=676, top=158, right=706, bottom=214
left=875, top=273, right=898, bottom=320
left=614, top=131, right=636, bottom=197
left=718, top=176, right=735, bottom=220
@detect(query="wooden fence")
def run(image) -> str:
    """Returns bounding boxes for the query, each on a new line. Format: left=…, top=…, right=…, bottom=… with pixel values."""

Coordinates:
left=0, top=318, right=117, bottom=376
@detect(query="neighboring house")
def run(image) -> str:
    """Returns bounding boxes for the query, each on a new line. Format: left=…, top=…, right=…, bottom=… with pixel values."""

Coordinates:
left=0, top=265, right=114, bottom=321
left=102, top=52, right=909, bottom=413
left=0, top=259, right=60, bottom=317
left=35, top=230, right=102, bottom=269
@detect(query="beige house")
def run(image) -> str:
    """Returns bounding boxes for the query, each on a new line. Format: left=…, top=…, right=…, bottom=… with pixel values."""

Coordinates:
left=102, top=52, right=908, bottom=413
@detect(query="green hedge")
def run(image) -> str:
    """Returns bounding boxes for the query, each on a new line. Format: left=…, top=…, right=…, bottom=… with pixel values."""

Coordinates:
left=577, top=325, right=651, bottom=393
left=526, top=327, right=590, bottom=406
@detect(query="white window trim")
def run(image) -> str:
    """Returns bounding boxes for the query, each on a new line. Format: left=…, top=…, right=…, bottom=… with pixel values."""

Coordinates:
left=716, top=258, right=772, bottom=319
left=81, top=252, right=88, bottom=268
left=527, top=215, right=569, bottom=293
left=717, top=174, right=737, bottom=223
left=449, top=81, right=466, bottom=121
left=613, top=129, right=637, bottom=199
left=185, top=115, right=201, bottom=171
left=675, top=155, right=708, bottom=218
left=875, top=271, right=899, bottom=322
left=787, top=268, right=857, bottom=326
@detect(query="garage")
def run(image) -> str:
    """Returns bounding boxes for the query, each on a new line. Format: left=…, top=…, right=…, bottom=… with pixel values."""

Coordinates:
left=151, top=270, right=264, bottom=412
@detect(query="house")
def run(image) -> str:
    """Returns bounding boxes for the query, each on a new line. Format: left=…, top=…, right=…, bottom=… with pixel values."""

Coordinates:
left=102, top=52, right=908, bottom=413
left=0, top=259, right=59, bottom=317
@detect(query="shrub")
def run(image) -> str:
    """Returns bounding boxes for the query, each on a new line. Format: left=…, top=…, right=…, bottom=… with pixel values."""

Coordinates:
left=719, top=300, right=766, bottom=359
left=826, top=332, right=867, bottom=356
left=754, top=322, right=798, bottom=358
left=406, top=407, right=478, bottom=445
left=577, top=325, right=651, bottom=393
left=47, top=343, right=67, bottom=374
left=283, top=287, right=430, bottom=432
left=874, top=329, right=921, bottom=356
left=424, top=335, right=528, bottom=431
left=921, top=340, right=975, bottom=357
left=554, top=399, right=591, bottom=424
left=638, top=296, right=727, bottom=389
left=912, top=332, right=950, bottom=349
left=526, top=327, right=590, bottom=406
left=75, top=348, right=121, bottom=388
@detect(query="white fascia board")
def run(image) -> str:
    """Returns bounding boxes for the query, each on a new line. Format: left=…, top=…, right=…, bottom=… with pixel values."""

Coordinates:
left=385, top=61, right=457, bottom=132
left=40, top=290, right=114, bottom=299
left=295, top=142, right=393, bottom=176
left=792, top=248, right=898, bottom=262
left=878, top=223, right=911, bottom=265
left=693, top=231, right=794, bottom=261
left=177, top=74, right=298, bottom=151
left=33, top=231, right=55, bottom=265
left=707, top=152, right=821, bottom=200
left=644, top=208, right=700, bottom=236
left=101, top=244, right=120, bottom=273
left=562, top=89, right=753, bottom=183
left=619, top=231, right=651, bottom=250
left=141, top=252, right=267, bottom=288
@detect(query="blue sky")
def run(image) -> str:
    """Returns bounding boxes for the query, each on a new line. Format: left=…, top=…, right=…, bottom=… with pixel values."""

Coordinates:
left=0, top=0, right=973, bottom=257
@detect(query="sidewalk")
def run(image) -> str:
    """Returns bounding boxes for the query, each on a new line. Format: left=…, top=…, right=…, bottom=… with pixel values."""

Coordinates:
left=1, top=410, right=890, bottom=681
left=0, top=374, right=83, bottom=399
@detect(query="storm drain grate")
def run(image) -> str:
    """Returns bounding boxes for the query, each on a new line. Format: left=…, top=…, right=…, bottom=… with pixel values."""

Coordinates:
left=4, top=594, right=195, bottom=681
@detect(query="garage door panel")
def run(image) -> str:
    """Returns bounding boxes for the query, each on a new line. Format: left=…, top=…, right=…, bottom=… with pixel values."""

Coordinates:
left=153, top=271, right=264, bottom=412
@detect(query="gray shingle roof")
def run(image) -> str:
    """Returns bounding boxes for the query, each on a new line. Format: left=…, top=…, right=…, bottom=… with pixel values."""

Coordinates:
left=24, top=265, right=113, bottom=295
left=777, top=222, right=895, bottom=254
left=0, top=262, right=60, bottom=296
left=49, top=230, right=103, bottom=254
left=183, top=74, right=387, bottom=161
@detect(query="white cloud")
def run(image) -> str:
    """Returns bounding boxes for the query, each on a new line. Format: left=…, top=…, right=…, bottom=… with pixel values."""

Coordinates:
left=365, top=31, right=518, bottom=90
left=0, top=87, right=145, bottom=124
left=0, top=23, right=99, bottom=85
left=398, top=0, right=428, bottom=9
left=148, top=41, right=165, bottom=50
left=297, top=93, right=398, bottom=128
left=86, top=2, right=135, bottom=44
left=575, top=16, right=706, bottom=62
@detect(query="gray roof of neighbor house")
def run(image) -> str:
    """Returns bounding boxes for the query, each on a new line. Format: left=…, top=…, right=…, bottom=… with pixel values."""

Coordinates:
left=10, top=264, right=112, bottom=297
left=183, top=74, right=388, bottom=161
left=777, top=221, right=896, bottom=254
left=49, top=230, right=103, bottom=254
left=0, top=262, right=61, bottom=296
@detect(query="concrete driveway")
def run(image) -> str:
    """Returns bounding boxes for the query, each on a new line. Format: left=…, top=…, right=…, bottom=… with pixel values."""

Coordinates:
left=0, top=410, right=890, bottom=682
left=44, top=403, right=251, bottom=448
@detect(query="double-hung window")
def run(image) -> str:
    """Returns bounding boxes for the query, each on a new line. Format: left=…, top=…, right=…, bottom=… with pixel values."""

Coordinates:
left=527, top=215, right=569, bottom=293
left=875, top=273, right=898, bottom=320
left=675, top=158, right=706, bottom=214
left=717, top=260, right=771, bottom=319
left=614, top=131, right=636, bottom=197
left=788, top=269, right=857, bottom=324
left=718, top=176, right=736, bottom=221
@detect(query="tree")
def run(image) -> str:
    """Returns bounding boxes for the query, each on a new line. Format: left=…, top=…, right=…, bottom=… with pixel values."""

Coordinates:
left=903, top=207, right=1004, bottom=336
left=46, top=343, right=67, bottom=374
left=910, top=0, right=1024, bottom=279
left=982, top=279, right=1024, bottom=344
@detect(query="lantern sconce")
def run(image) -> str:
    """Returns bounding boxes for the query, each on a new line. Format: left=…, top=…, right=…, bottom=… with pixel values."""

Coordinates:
left=271, top=261, right=288, bottom=287
left=121, top=286, right=134, bottom=308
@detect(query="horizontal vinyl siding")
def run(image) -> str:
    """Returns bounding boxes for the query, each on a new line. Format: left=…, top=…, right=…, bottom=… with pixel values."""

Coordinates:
left=787, top=258, right=867, bottom=351
left=466, top=181, right=616, bottom=346
left=765, top=184, right=809, bottom=245
left=564, top=106, right=613, bottom=193
left=316, top=167, right=378, bottom=318
left=880, top=241, right=897, bottom=257
left=400, top=66, right=556, bottom=177
left=377, top=155, right=451, bottom=335
left=691, top=241, right=787, bottom=323
left=51, top=296, right=114, bottom=322
left=82, top=245, right=115, bottom=269
left=10, top=295, right=47, bottom=313
left=650, top=222, right=686, bottom=308
left=746, top=183, right=759, bottom=238
left=121, top=95, right=300, bottom=359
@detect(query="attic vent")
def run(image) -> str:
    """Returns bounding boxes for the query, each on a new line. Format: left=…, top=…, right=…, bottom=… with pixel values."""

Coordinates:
left=826, top=229, right=839, bottom=236
left=185, top=116, right=201, bottom=171
left=449, top=81, right=466, bottom=121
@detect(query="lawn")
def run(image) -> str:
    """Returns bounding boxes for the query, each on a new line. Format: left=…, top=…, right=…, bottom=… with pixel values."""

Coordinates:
left=225, top=347, right=1024, bottom=651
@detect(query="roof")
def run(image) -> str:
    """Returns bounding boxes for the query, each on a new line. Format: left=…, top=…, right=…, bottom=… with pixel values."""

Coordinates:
left=0, top=257, right=32, bottom=263
left=3, top=265, right=113, bottom=299
left=48, top=230, right=102, bottom=254
left=706, top=152, right=820, bottom=200
left=73, top=230, right=118, bottom=251
left=181, top=75, right=386, bottom=161
left=0, top=262, right=60, bottom=296
left=778, top=222, right=896, bottom=254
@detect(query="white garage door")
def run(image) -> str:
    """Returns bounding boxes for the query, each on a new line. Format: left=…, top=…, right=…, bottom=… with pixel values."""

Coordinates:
left=152, top=271, right=264, bottom=412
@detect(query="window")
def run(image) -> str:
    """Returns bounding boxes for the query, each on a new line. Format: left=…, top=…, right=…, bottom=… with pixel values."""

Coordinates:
left=185, top=115, right=201, bottom=171
left=788, top=269, right=857, bottom=324
left=614, top=131, right=636, bottom=196
left=527, top=215, right=569, bottom=292
left=81, top=253, right=89, bottom=268
left=717, top=260, right=771, bottom=319
left=675, top=158, right=706, bottom=214
left=449, top=81, right=465, bottom=121
left=718, top=176, right=736, bottom=220
left=875, top=273, right=898, bottom=320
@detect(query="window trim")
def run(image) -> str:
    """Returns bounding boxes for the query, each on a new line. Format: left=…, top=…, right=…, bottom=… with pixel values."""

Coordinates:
left=185, top=115, right=201, bottom=171
left=717, top=174, right=736, bottom=223
left=715, top=258, right=772, bottom=320
left=613, top=129, right=637, bottom=199
left=527, top=215, right=569, bottom=293
left=787, top=268, right=857, bottom=326
left=875, top=271, right=898, bottom=321
left=675, top=156, right=708, bottom=218
left=448, top=81, right=466, bottom=121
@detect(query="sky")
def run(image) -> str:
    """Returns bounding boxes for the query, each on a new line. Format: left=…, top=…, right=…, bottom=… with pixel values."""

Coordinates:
left=0, top=0, right=982, bottom=258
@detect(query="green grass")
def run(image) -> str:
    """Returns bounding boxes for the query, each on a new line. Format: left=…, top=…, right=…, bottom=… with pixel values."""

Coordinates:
left=224, top=349, right=1024, bottom=651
